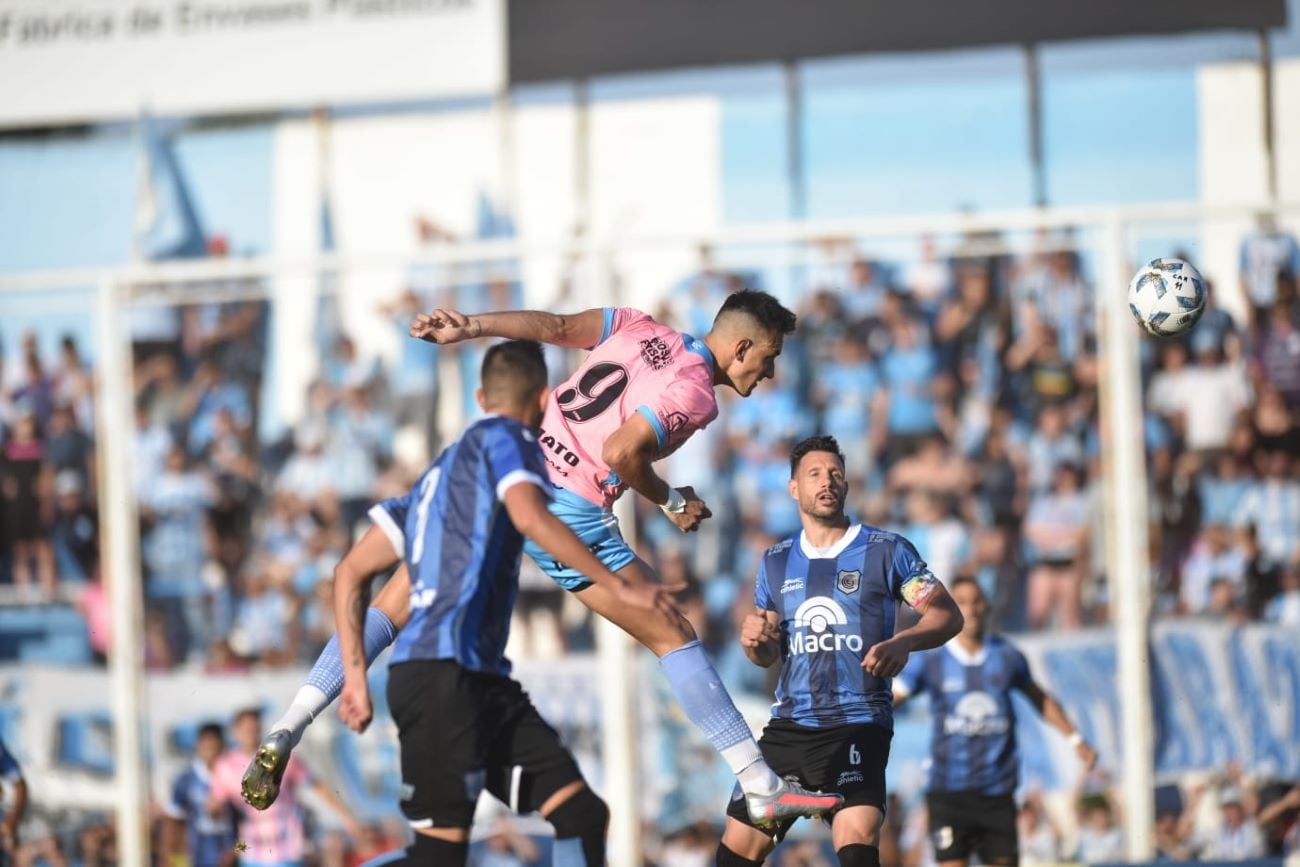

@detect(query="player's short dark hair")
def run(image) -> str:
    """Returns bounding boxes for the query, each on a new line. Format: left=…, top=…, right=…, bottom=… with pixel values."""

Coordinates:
left=789, top=435, right=845, bottom=477
left=197, top=722, right=225, bottom=742
left=480, top=339, right=548, bottom=403
left=715, top=289, right=797, bottom=339
left=948, top=575, right=982, bottom=597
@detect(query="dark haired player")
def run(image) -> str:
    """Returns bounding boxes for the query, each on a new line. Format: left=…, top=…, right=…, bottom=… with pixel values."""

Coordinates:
left=248, top=292, right=843, bottom=824
left=331, top=341, right=633, bottom=865
left=894, top=577, right=1097, bottom=867
left=719, top=435, right=964, bottom=867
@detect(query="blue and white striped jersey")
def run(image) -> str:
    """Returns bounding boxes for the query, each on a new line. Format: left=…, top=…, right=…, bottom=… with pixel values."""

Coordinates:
left=756, top=523, right=939, bottom=729
left=164, top=760, right=237, bottom=867
left=896, top=635, right=1034, bottom=795
left=370, top=415, right=551, bottom=675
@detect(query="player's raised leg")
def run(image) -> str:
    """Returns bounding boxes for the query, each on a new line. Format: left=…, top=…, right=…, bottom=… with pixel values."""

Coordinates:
left=412, top=293, right=837, bottom=822
left=241, top=532, right=410, bottom=809
left=573, top=557, right=842, bottom=824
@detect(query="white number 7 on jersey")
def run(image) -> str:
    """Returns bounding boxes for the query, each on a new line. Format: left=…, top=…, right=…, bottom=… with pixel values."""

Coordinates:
left=849, top=744, right=861, bottom=766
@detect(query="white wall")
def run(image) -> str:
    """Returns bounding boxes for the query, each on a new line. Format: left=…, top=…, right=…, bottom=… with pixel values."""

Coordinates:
left=268, top=93, right=724, bottom=427
left=1197, top=57, right=1300, bottom=324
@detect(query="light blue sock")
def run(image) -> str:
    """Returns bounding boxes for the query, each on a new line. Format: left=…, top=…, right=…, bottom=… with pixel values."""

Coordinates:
left=272, top=609, right=398, bottom=744
left=659, top=641, right=778, bottom=795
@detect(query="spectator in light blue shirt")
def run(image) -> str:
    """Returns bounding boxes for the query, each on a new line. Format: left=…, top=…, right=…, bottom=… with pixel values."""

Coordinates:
left=1235, top=449, right=1300, bottom=569
left=186, top=359, right=252, bottom=457
left=1025, top=405, right=1084, bottom=495
left=1240, top=213, right=1300, bottom=317
left=814, top=335, right=882, bottom=472
left=140, top=446, right=214, bottom=660
left=1198, top=453, right=1252, bottom=527
left=880, top=317, right=940, bottom=458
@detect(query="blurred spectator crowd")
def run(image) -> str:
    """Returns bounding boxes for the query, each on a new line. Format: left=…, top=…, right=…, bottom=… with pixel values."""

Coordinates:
left=1, top=223, right=1298, bottom=666
left=1, top=220, right=1299, bottom=863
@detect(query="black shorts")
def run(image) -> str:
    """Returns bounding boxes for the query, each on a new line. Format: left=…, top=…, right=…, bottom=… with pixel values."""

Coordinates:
left=387, top=659, right=583, bottom=828
left=726, top=718, right=892, bottom=837
left=926, top=790, right=1019, bottom=865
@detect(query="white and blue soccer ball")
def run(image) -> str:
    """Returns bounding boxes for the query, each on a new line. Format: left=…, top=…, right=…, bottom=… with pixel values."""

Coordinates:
left=1127, top=257, right=1207, bottom=338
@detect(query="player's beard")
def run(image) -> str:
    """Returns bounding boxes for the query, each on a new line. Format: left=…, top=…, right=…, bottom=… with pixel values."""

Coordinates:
left=802, top=490, right=846, bottom=521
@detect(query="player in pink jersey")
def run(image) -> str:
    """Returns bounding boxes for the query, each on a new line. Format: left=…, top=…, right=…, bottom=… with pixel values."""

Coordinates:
left=246, top=291, right=842, bottom=827
left=211, top=708, right=361, bottom=867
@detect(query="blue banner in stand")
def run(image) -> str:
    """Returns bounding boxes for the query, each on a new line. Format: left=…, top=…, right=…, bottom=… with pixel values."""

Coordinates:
left=0, top=622, right=1295, bottom=821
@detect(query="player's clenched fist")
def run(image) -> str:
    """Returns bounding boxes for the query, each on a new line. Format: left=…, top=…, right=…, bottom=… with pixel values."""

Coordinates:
left=664, top=486, right=712, bottom=533
left=862, top=636, right=910, bottom=678
left=410, top=308, right=478, bottom=344
left=740, top=609, right=780, bottom=648
left=338, top=679, right=374, bottom=734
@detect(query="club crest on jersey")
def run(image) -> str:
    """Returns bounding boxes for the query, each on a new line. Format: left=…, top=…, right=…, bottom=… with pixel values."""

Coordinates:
left=639, top=336, right=674, bottom=370
left=837, top=570, right=861, bottom=593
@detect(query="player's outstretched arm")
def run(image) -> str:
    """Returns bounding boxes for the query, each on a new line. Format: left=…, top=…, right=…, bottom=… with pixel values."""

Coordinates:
left=410, top=307, right=607, bottom=349
left=863, top=584, right=962, bottom=678
left=1019, top=679, right=1098, bottom=771
left=332, top=526, right=402, bottom=734
left=739, top=608, right=781, bottom=668
left=502, top=482, right=678, bottom=617
left=603, top=414, right=711, bottom=532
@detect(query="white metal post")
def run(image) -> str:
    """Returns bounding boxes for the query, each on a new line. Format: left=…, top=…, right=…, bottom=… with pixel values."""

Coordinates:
left=1097, top=218, right=1155, bottom=862
left=94, top=278, right=150, bottom=867
left=596, top=239, right=642, bottom=865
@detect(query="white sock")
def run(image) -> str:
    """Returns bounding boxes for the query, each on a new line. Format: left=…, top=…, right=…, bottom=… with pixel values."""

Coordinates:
left=726, top=742, right=782, bottom=796
left=270, top=685, right=329, bottom=747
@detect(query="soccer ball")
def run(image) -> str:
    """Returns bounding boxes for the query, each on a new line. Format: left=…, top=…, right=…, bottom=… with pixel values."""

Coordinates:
left=1127, top=257, right=1206, bottom=338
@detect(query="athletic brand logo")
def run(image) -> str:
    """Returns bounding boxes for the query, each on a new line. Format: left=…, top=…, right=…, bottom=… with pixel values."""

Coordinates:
left=837, top=569, right=861, bottom=593
left=943, top=691, right=1010, bottom=737
left=789, top=596, right=863, bottom=656
left=837, top=770, right=864, bottom=786
left=780, top=577, right=805, bottom=594
left=639, top=337, right=674, bottom=370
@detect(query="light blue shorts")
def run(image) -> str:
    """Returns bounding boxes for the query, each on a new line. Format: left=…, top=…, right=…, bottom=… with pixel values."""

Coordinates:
left=523, top=486, right=637, bottom=591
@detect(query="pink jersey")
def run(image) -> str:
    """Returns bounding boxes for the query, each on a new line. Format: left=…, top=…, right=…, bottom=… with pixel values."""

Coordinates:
left=210, top=749, right=311, bottom=863
left=538, top=307, right=719, bottom=508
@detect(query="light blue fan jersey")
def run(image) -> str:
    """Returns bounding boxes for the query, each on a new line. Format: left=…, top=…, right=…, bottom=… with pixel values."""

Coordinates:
left=368, top=415, right=552, bottom=676
left=896, top=636, right=1034, bottom=795
left=756, top=523, right=940, bottom=729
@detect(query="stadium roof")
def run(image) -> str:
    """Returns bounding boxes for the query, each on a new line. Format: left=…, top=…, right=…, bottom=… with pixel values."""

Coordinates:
left=508, top=0, right=1287, bottom=83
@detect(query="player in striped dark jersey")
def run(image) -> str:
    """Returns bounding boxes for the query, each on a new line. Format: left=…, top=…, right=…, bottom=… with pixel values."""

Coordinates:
left=894, top=578, right=1097, bottom=867
left=719, top=435, right=964, bottom=867
left=249, top=293, right=843, bottom=826
left=249, top=342, right=667, bottom=865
